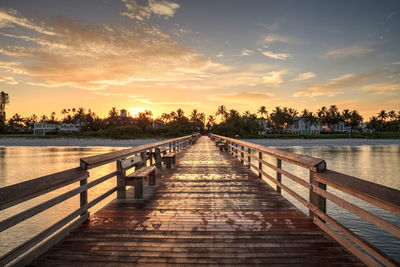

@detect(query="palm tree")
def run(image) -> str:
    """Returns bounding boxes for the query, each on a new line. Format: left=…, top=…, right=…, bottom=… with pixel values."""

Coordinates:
left=377, top=110, right=387, bottom=121
left=258, top=106, right=267, bottom=119
left=190, top=109, right=199, bottom=122
left=176, top=108, right=184, bottom=120
left=388, top=110, right=396, bottom=121
left=377, top=110, right=387, bottom=131
left=349, top=110, right=363, bottom=133
left=215, top=105, right=228, bottom=121
left=0, top=91, right=9, bottom=123
left=207, top=115, right=216, bottom=126
left=342, top=109, right=351, bottom=125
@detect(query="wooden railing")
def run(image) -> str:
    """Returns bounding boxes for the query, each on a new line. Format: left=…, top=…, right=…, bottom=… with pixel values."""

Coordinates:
left=211, top=134, right=400, bottom=267
left=0, top=134, right=200, bottom=266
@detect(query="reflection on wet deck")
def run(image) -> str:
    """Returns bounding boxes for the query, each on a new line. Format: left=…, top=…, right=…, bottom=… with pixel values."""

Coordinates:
left=34, top=137, right=361, bottom=266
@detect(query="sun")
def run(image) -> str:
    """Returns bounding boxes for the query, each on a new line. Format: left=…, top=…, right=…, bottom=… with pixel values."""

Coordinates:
left=128, top=107, right=152, bottom=117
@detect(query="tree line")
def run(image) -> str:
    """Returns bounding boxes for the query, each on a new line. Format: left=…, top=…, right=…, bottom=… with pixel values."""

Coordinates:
left=1, top=105, right=399, bottom=137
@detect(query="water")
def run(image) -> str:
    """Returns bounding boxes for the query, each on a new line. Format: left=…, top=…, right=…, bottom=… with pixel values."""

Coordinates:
left=0, top=143, right=399, bottom=262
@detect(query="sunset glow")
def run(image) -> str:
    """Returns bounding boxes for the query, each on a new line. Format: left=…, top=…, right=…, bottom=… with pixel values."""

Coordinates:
left=0, top=0, right=399, bottom=119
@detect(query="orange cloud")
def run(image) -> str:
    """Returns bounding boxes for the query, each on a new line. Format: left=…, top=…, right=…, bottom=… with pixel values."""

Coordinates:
left=294, top=68, right=388, bottom=97
left=0, top=9, right=228, bottom=90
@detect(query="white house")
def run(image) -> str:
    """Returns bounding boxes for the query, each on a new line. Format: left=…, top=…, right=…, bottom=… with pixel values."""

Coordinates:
left=34, top=121, right=81, bottom=135
left=321, top=122, right=352, bottom=133
left=255, top=118, right=270, bottom=135
left=286, top=118, right=321, bottom=135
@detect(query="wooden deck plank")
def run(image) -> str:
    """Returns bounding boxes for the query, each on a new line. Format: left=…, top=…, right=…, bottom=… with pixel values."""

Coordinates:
left=33, top=136, right=362, bottom=266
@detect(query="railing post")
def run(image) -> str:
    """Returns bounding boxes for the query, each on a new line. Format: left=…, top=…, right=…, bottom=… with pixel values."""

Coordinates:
left=258, top=152, right=262, bottom=178
left=247, top=148, right=251, bottom=169
left=149, top=148, right=153, bottom=165
left=276, top=159, right=282, bottom=194
left=155, top=147, right=162, bottom=169
left=309, top=161, right=327, bottom=220
left=240, top=145, right=244, bottom=163
left=79, top=161, right=89, bottom=217
left=140, top=152, right=146, bottom=168
left=173, top=141, right=176, bottom=152
left=235, top=144, right=238, bottom=158
left=116, top=159, right=126, bottom=199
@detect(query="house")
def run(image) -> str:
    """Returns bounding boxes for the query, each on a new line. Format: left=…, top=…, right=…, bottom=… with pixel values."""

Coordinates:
left=287, top=117, right=321, bottom=135
left=152, top=119, right=165, bottom=129
left=33, top=121, right=58, bottom=135
left=255, top=118, right=270, bottom=135
left=33, top=121, right=81, bottom=135
left=120, top=109, right=127, bottom=118
left=321, top=122, right=352, bottom=133
left=58, top=123, right=82, bottom=133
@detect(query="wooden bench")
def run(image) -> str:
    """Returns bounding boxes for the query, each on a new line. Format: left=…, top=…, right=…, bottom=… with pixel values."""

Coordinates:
left=158, top=145, right=176, bottom=169
left=162, top=152, right=176, bottom=169
left=218, top=141, right=228, bottom=151
left=126, top=166, right=156, bottom=200
left=119, top=154, right=157, bottom=201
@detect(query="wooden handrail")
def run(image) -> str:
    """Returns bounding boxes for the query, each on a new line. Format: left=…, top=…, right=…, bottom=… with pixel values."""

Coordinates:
left=212, top=134, right=326, bottom=172
left=316, top=170, right=400, bottom=215
left=0, top=167, right=88, bottom=211
left=80, top=135, right=194, bottom=169
left=211, top=134, right=400, bottom=266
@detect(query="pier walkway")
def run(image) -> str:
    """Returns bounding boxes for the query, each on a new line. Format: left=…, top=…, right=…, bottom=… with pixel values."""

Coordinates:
left=33, top=137, right=361, bottom=266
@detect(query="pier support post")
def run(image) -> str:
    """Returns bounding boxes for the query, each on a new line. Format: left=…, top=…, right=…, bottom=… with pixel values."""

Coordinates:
left=116, top=159, right=126, bottom=199
left=276, top=159, right=282, bottom=194
left=258, top=152, right=262, bottom=179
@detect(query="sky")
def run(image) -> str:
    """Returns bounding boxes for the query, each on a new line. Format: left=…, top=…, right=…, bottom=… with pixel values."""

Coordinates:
left=0, top=0, right=399, bottom=120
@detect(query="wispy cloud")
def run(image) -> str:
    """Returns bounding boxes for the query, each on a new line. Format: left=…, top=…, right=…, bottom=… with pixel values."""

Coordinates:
left=172, top=24, right=191, bottom=36
left=292, top=72, right=316, bottom=81
left=212, top=91, right=275, bottom=102
left=216, top=51, right=223, bottom=58
left=262, top=33, right=298, bottom=44
left=359, top=81, right=400, bottom=95
left=261, top=50, right=291, bottom=60
left=262, top=70, right=286, bottom=86
left=323, top=45, right=374, bottom=57
left=0, top=76, right=17, bottom=84
left=0, top=9, right=57, bottom=35
left=120, top=0, right=180, bottom=21
left=294, top=68, right=387, bottom=97
left=240, top=49, right=254, bottom=56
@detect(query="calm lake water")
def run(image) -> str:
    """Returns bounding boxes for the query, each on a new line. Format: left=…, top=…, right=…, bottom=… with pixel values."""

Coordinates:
left=0, top=143, right=399, bottom=262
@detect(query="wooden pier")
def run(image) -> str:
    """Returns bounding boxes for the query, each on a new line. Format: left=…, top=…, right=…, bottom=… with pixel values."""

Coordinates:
left=0, top=135, right=399, bottom=266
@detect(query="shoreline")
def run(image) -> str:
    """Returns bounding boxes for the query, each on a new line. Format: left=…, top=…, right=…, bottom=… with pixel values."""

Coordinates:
left=0, top=137, right=399, bottom=147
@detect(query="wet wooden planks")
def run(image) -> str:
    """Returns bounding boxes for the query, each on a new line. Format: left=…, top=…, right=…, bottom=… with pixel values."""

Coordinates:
left=33, top=136, right=362, bottom=266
